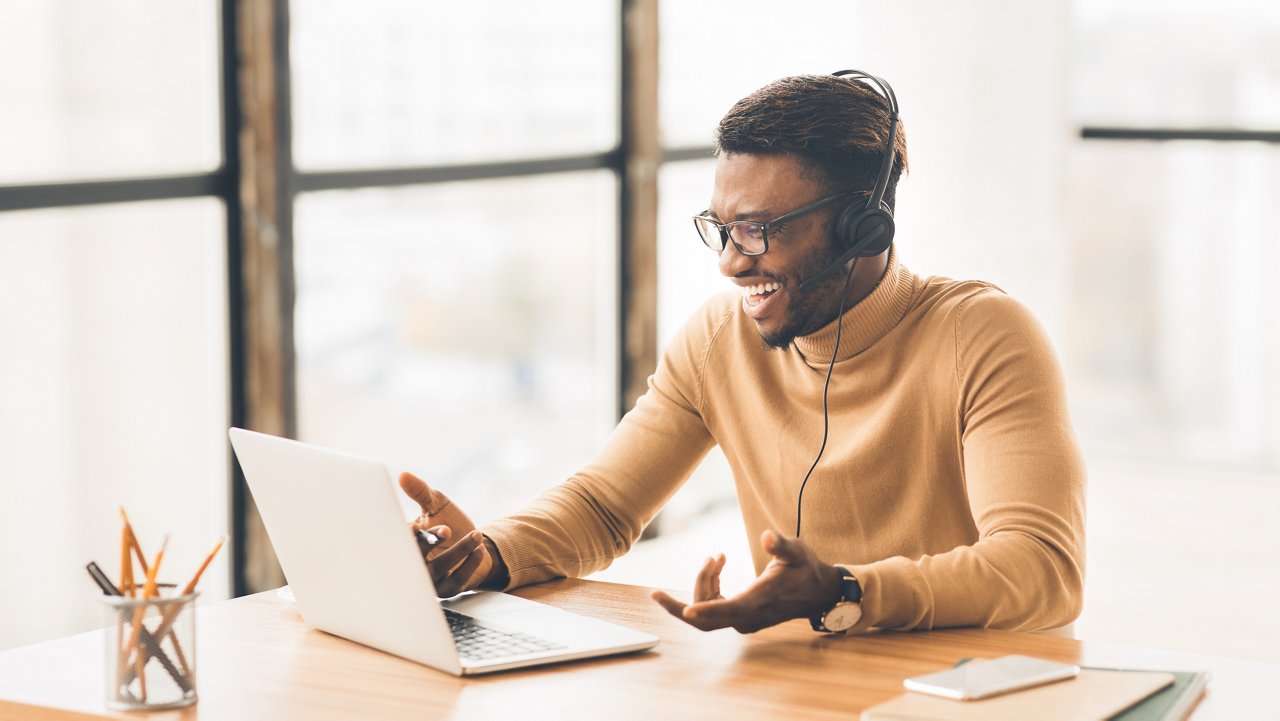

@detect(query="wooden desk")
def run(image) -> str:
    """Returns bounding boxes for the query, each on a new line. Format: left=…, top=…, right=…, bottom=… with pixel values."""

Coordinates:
left=1, top=579, right=1275, bottom=720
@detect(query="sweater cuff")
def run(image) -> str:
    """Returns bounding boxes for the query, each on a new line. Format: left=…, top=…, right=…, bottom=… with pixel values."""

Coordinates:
left=478, top=518, right=565, bottom=591
left=478, top=523, right=519, bottom=591
left=846, top=556, right=930, bottom=634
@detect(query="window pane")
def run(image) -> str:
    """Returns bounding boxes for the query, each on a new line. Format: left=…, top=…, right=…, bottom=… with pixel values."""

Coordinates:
left=1065, top=140, right=1280, bottom=470
left=1075, top=1, right=1280, bottom=128
left=0, top=2, right=220, bottom=184
left=294, top=172, right=617, bottom=520
left=290, top=1, right=619, bottom=170
left=0, top=199, right=229, bottom=650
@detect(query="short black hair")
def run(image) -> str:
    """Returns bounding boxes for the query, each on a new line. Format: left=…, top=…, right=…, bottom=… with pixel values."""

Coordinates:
left=715, top=74, right=909, bottom=210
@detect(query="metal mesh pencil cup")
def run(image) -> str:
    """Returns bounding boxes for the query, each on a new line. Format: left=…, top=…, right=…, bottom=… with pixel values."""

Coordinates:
left=100, top=588, right=199, bottom=710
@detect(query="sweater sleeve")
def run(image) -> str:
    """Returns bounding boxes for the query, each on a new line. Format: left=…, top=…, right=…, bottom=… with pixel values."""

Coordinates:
left=848, top=289, right=1087, bottom=632
left=479, top=298, right=728, bottom=589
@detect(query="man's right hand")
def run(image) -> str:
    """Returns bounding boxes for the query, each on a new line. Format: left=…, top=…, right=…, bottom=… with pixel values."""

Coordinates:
left=398, top=471, right=504, bottom=597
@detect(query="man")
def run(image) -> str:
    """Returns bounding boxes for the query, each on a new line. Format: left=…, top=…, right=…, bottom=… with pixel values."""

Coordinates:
left=400, top=72, right=1086, bottom=635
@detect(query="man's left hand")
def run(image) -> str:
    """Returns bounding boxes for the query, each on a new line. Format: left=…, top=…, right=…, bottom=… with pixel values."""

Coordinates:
left=651, top=530, right=844, bottom=633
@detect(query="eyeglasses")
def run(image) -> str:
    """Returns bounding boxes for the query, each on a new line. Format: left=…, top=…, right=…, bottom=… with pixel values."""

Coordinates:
left=692, top=190, right=863, bottom=256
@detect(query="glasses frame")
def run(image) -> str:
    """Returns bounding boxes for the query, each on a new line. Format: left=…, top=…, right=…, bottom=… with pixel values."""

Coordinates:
left=693, top=190, right=864, bottom=256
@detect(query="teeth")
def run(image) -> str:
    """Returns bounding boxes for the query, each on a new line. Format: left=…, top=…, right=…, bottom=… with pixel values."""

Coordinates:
left=742, top=281, right=780, bottom=296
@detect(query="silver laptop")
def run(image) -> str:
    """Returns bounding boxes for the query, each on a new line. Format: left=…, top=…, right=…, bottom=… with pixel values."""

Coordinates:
left=228, top=427, right=658, bottom=676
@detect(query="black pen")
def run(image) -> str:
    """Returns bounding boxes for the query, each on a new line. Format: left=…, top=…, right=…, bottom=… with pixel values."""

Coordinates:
left=86, top=562, right=192, bottom=693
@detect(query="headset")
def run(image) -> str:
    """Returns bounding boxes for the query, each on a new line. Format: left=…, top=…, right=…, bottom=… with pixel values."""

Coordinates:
left=795, top=69, right=901, bottom=538
left=795, top=70, right=900, bottom=294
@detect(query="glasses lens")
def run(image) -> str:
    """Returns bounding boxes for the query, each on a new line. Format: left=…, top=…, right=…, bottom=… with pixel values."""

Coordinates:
left=693, top=216, right=725, bottom=251
left=729, top=223, right=766, bottom=255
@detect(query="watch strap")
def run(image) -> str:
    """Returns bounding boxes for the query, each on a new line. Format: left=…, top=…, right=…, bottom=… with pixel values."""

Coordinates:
left=810, top=566, right=861, bottom=632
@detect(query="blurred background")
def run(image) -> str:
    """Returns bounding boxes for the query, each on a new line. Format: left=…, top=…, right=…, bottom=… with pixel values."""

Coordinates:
left=1, top=0, right=1277, bottom=664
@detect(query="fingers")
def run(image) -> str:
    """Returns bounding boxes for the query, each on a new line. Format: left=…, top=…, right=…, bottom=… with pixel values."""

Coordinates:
left=425, top=525, right=452, bottom=548
left=429, top=530, right=487, bottom=597
left=398, top=471, right=452, bottom=515
left=653, top=552, right=734, bottom=633
left=682, top=596, right=764, bottom=633
left=761, top=529, right=806, bottom=565
left=651, top=590, right=724, bottom=631
left=410, top=524, right=488, bottom=597
left=409, top=523, right=453, bottom=560
left=398, top=472, right=434, bottom=510
left=652, top=590, right=739, bottom=632
left=429, top=530, right=483, bottom=575
left=433, top=541, right=489, bottom=598
left=694, top=554, right=726, bottom=602
left=651, top=590, right=686, bottom=618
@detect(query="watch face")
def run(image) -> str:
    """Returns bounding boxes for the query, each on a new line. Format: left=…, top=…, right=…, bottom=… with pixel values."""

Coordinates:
left=823, top=602, right=862, bottom=632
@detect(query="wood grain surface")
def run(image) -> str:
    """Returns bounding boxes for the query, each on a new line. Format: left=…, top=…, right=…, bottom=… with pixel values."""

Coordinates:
left=1, top=578, right=1275, bottom=720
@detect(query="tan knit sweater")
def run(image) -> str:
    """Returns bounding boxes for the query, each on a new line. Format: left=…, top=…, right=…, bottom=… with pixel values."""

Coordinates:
left=483, top=248, right=1087, bottom=633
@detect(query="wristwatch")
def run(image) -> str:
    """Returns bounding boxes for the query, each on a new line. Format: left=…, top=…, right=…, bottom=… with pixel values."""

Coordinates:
left=810, top=566, right=862, bottom=633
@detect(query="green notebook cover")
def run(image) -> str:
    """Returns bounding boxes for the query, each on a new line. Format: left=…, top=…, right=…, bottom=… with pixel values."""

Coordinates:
left=1103, top=668, right=1210, bottom=721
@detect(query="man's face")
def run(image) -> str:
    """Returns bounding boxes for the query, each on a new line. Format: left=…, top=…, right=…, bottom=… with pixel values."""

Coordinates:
left=708, top=153, right=851, bottom=348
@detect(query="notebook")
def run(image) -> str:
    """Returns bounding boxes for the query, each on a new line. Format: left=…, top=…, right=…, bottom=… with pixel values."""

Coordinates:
left=228, top=427, right=658, bottom=676
left=860, top=668, right=1175, bottom=721
left=1105, top=668, right=1210, bottom=721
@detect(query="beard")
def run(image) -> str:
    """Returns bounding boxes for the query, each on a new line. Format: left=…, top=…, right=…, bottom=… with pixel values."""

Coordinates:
left=756, top=244, right=854, bottom=350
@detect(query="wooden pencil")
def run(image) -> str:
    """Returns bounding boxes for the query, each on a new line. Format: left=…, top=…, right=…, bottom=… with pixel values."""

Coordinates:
left=119, top=525, right=134, bottom=598
left=119, top=508, right=150, bottom=576
left=127, top=536, right=167, bottom=702
left=181, top=536, right=225, bottom=595
left=121, top=536, right=223, bottom=688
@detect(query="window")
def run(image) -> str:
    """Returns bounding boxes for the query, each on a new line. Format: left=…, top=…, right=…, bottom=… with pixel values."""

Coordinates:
left=1069, top=0, right=1280, bottom=471
left=293, top=175, right=618, bottom=518
left=0, top=2, right=228, bottom=652
left=287, top=1, right=623, bottom=526
left=290, top=1, right=617, bottom=169
left=0, top=2, right=219, bottom=184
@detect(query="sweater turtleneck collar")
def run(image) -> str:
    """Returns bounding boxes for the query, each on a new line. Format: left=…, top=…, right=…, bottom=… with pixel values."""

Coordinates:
left=791, top=245, right=917, bottom=364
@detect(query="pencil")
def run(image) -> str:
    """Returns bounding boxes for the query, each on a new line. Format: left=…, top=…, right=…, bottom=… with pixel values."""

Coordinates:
left=181, top=536, right=225, bottom=595
left=161, top=535, right=221, bottom=679
left=161, top=535, right=223, bottom=676
left=119, top=525, right=134, bottom=598
left=121, top=536, right=224, bottom=688
left=114, top=534, right=130, bottom=692
left=119, top=508, right=150, bottom=576
left=127, top=536, right=167, bottom=702
left=86, top=563, right=191, bottom=694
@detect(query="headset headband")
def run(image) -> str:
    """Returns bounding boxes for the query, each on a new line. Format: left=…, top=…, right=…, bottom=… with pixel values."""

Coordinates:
left=830, top=69, right=899, bottom=210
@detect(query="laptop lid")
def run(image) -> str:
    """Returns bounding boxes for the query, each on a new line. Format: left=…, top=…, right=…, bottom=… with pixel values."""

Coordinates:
left=227, top=427, right=658, bottom=676
left=229, top=427, right=464, bottom=674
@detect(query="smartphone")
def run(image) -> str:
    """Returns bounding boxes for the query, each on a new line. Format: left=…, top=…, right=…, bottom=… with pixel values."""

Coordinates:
left=903, top=655, right=1080, bottom=700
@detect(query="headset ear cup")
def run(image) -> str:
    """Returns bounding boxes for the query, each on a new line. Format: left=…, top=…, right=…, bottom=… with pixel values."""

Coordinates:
left=835, top=201, right=895, bottom=257
left=852, top=207, right=894, bottom=256
left=833, top=200, right=867, bottom=253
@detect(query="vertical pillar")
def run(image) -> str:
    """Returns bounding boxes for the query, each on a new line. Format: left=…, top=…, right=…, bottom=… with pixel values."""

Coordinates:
left=230, top=0, right=294, bottom=594
left=619, top=0, right=661, bottom=418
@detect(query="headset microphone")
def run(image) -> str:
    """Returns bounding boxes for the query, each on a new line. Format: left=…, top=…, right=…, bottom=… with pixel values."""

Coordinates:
left=794, top=223, right=886, bottom=294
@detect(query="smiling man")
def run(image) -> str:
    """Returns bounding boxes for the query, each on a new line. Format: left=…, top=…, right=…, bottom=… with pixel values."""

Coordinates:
left=399, top=71, right=1086, bottom=636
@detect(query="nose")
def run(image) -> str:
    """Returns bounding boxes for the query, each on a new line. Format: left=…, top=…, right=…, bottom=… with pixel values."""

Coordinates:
left=718, top=240, right=756, bottom=278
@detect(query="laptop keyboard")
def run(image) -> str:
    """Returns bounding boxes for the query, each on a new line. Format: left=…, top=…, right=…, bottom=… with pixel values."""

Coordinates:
left=444, top=608, right=567, bottom=661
